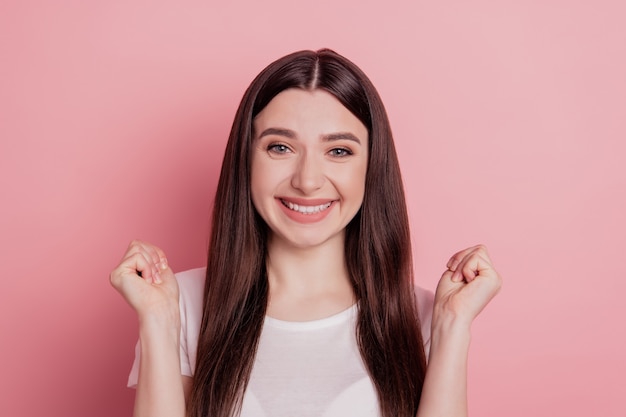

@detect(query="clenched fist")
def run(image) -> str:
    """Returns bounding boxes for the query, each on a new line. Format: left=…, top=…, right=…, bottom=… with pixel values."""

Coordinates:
left=110, top=240, right=180, bottom=321
left=434, top=244, right=502, bottom=328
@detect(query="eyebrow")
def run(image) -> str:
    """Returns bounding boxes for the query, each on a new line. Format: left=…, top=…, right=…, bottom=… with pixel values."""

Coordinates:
left=257, top=128, right=362, bottom=145
left=257, top=128, right=296, bottom=139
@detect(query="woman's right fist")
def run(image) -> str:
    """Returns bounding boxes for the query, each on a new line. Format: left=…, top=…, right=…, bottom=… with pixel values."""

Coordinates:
left=110, top=240, right=179, bottom=318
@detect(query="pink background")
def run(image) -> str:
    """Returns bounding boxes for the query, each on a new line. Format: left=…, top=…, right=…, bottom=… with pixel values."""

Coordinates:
left=1, top=1, right=624, bottom=416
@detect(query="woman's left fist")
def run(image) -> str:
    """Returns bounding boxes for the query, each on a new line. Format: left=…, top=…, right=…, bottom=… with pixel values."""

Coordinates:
left=434, top=244, right=502, bottom=327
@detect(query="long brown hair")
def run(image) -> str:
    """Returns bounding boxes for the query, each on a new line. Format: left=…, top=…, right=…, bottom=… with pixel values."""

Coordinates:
left=188, top=49, right=427, bottom=417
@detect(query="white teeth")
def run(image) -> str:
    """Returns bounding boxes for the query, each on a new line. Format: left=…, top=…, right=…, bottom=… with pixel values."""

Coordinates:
left=282, top=200, right=332, bottom=214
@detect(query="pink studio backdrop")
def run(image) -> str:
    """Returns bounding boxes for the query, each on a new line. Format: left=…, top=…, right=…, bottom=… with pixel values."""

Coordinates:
left=1, top=1, right=624, bottom=416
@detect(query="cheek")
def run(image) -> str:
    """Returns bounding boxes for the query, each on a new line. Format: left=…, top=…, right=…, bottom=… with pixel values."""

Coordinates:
left=249, top=157, right=265, bottom=209
left=250, top=158, right=283, bottom=205
left=334, top=164, right=367, bottom=205
left=349, top=162, right=368, bottom=194
left=355, top=165, right=369, bottom=206
left=250, top=171, right=267, bottom=209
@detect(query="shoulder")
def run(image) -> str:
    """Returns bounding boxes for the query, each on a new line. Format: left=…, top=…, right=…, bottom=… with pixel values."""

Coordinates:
left=175, top=267, right=206, bottom=373
left=175, top=267, right=206, bottom=291
left=412, top=285, right=434, bottom=322
left=175, top=267, right=206, bottom=311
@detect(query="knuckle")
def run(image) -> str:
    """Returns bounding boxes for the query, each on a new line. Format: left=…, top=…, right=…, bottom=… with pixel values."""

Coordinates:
left=129, top=239, right=143, bottom=249
left=148, top=248, right=160, bottom=260
left=109, top=270, right=121, bottom=287
left=125, top=252, right=139, bottom=262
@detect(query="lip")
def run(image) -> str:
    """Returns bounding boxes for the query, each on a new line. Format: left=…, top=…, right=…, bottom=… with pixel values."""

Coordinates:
left=276, top=197, right=336, bottom=224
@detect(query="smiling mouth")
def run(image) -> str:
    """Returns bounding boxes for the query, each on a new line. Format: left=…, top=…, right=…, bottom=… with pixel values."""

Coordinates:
left=280, top=199, right=333, bottom=214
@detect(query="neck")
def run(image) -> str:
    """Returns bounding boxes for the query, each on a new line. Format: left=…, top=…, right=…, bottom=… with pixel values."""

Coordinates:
left=265, top=232, right=355, bottom=320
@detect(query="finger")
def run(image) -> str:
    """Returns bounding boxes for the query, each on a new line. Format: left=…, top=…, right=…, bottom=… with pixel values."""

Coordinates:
left=138, top=241, right=168, bottom=270
left=434, top=268, right=467, bottom=305
left=126, top=240, right=159, bottom=266
left=152, top=246, right=169, bottom=270
left=435, top=269, right=456, bottom=295
left=446, top=245, right=480, bottom=270
left=124, top=241, right=168, bottom=279
left=130, top=240, right=169, bottom=271
left=121, top=251, right=161, bottom=284
left=452, top=253, right=491, bottom=283
left=447, top=244, right=491, bottom=271
left=472, top=245, right=493, bottom=265
left=111, top=252, right=155, bottom=289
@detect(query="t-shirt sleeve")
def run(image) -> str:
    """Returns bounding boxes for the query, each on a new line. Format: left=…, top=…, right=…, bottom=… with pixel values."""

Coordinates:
left=126, top=267, right=206, bottom=388
left=413, top=285, right=435, bottom=361
left=127, top=340, right=141, bottom=388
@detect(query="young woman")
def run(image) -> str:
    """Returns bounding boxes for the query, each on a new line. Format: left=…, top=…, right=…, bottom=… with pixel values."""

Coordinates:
left=110, top=49, right=502, bottom=417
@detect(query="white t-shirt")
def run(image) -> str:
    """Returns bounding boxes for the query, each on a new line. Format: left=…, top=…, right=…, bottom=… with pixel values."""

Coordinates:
left=128, top=267, right=434, bottom=417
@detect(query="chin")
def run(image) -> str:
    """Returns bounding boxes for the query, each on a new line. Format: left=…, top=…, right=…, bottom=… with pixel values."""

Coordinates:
left=272, top=230, right=345, bottom=251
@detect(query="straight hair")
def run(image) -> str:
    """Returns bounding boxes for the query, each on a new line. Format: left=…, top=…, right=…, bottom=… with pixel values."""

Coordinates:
left=188, top=49, right=427, bottom=417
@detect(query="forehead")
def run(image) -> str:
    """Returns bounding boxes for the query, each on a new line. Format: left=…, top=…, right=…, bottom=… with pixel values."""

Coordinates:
left=253, top=89, right=368, bottom=140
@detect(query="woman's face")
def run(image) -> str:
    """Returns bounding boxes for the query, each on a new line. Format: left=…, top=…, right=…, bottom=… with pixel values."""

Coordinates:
left=251, top=88, right=369, bottom=250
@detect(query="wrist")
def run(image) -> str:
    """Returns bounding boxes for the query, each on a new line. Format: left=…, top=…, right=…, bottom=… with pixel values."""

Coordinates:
left=138, top=305, right=181, bottom=338
left=430, top=312, right=472, bottom=349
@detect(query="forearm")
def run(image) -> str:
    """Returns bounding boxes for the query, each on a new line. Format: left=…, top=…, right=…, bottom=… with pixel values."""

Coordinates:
left=416, top=319, right=471, bottom=417
left=416, top=244, right=502, bottom=416
left=134, top=311, right=186, bottom=417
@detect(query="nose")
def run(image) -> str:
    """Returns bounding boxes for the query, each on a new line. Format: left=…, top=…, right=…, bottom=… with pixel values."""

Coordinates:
left=291, top=151, right=325, bottom=194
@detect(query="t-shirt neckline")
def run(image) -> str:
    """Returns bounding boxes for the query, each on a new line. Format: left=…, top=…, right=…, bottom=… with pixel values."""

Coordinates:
left=264, top=303, right=357, bottom=331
